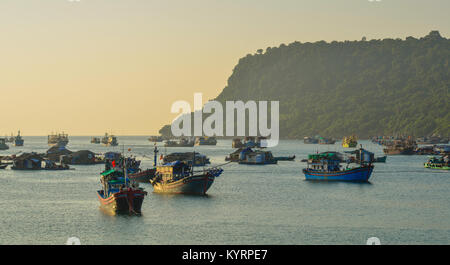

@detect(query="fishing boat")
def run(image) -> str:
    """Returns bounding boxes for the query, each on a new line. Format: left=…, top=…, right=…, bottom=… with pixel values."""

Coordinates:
left=417, top=136, right=449, bottom=145
left=342, top=135, right=358, bottom=148
left=303, top=149, right=374, bottom=182
left=303, top=136, right=319, bottom=144
left=0, top=139, right=9, bottom=151
left=236, top=148, right=277, bottom=165
left=195, top=136, right=217, bottom=146
left=148, top=136, right=163, bottom=142
left=424, top=156, right=449, bottom=170
left=97, top=168, right=147, bottom=215
left=273, top=155, right=296, bottom=161
left=318, top=137, right=335, bottom=145
left=383, top=139, right=417, bottom=155
left=91, top=137, right=100, bottom=144
left=150, top=161, right=223, bottom=195
left=102, top=133, right=118, bottom=146
left=48, top=132, right=69, bottom=147
left=14, top=131, right=24, bottom=146
left=164, top=138, right=194, bottom=147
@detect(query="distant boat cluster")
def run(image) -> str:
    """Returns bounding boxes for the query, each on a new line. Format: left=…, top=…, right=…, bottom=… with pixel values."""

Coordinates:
left=1, top=132, right=449, bottom=216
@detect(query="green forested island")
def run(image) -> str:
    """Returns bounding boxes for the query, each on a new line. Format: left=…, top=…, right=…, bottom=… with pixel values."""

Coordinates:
left=161, top=31, right=449, bottom=139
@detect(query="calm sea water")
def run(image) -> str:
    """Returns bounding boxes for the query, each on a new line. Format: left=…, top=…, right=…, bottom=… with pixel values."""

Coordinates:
left=0, top=137, right=449, bottom=245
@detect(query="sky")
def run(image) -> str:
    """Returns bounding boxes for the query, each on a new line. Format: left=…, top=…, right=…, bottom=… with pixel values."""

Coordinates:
left=0, top=0, right=448, bottom=136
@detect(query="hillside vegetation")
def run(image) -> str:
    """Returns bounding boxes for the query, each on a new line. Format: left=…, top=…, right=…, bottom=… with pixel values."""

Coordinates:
left=162, top=31, right=450, bottom=139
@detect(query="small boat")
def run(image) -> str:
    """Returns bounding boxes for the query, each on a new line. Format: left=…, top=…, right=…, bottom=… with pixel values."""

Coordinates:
left=237, top=149, right=277, bottom=165
left=303, top=136, right=319, bottom=144
left=342, top=135, right=358, bottom=148
left=0, top=164, right=7, bottom=170
left=148, top=136, right=164, bottom=142
left=48, top=132, right=69, bottom=147
left=98, top=169, right=147, bottom=215
left=14, top=131, right=24, bottom=146
left=318, top=137, right=335, bottom=145
left=383, top=139, right=417, bottom=155
left=101, top=133, right=118, bottom=146
left=195, top=136, right=217, bottom=146
left=91, top=137, right=100, bottom=144
left=424, top=156, right=450, bottom=170
left=164, top=138, right=194, bottom=147
left=150, top=161, right=223, bottom=195
left=274, top=155, right=296, bottom=161
left=303, top=149, right=374, bottom=182
left=0, top=139, right=9, bottom=151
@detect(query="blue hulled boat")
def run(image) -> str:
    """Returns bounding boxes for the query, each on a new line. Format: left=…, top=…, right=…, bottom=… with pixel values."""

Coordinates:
left=302, top=150, right=374, bottom=182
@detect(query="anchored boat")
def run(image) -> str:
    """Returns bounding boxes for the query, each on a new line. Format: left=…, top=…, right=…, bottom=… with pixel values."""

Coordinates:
left=342, top=135, right=357, bottom=148
left=14, top=131, right=24, bottom=146
left=102, top=133, right=118, bottom=146
left=195, top=136, right=217, bottom=146
left=150, top=161, right=223, bottom=195
left=0, top=139, right=9, bottom=151
left=424, top=156, right=449, bottom=170
left=48, top=132, right=69, bottom=147
left=164, top=138, right=195, bottom=147
left=97, top=167, right=147, bottom=215
left=303, top=149, right=374, bottom=182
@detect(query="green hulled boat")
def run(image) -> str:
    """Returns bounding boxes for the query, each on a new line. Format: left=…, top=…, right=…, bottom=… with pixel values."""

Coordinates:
left=424, top=156, right=449, bottom=170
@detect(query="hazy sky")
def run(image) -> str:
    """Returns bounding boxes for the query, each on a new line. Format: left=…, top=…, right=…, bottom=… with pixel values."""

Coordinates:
left=0, top=0, right=448, bottom=136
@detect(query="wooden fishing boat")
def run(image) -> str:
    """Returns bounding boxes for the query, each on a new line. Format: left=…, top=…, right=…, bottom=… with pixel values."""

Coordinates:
left=14, top=131, right=24, bottom=146
left=303, top=136, right=319, bottom=144
left=318, top=137, right=336, bottom=145
left=342, top=135, right=357, bottom=148
left=424, top=156, right=450, bottom=170
left=383, top=139, right=417, bottom=155
left=195, top=136, right=217, bottom=146
left=91, top=137, right=100, bottom=144
left=101, top=133, right=118, bottom=146
left=0, top=139, right=9, bottom=150
left=148, top=136, right=164, bottom=142
left=98, top=169, right=147, bottom=215
left=274, top=155, right=296, bottom=161
left=303, top=150, right=374, bottom=182
left=150, top=161, right=223, bottom=195
left=48, top=132, right=69, bottom=147
left=164, top=138, right=194, bottom=147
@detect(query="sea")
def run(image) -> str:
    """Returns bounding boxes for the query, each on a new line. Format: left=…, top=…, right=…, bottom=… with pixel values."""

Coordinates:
left=0, top=137, right=449, bottom=245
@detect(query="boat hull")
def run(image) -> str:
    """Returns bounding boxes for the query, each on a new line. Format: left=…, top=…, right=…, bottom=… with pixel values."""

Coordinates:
left=424, top=163, right=450, bottom=170
left=152, top=175, right=215, bottom=195
left=303, top=165, right=374, bottom=182
left=97, top=189, right=146, bottom=215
